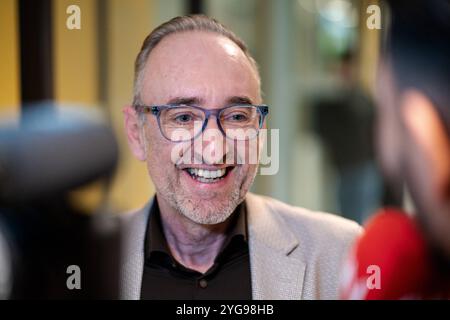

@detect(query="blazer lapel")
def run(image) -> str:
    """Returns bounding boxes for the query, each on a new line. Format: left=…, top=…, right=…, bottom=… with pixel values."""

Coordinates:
left=245, top=193, right=306, bottom=300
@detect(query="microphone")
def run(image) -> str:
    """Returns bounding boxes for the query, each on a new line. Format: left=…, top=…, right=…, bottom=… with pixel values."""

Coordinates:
left=0, top=104, right=121, bottom=299
left=0, top=104, right=118, bottom=203
left=340, top=208, right=433, bottom=299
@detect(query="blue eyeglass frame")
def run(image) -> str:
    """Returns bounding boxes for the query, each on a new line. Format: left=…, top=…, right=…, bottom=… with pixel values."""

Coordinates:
left=134, top=104, right=269, bottom=142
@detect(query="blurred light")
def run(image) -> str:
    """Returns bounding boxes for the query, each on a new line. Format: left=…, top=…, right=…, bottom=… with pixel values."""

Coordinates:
left=318, top=0, right=358, bottom=28
left=296, top=0, right=319, bottom=13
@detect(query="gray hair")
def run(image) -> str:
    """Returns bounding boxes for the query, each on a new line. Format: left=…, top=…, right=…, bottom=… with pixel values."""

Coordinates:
left=132, top=14, right=261, bottom=107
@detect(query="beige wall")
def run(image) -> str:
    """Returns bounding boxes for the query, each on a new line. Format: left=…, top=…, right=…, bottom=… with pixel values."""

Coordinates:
left=358, top=0, right=381, bottom=95
left=104, top=0, right=156, bottom=211
left=0, top=0, right=20, bottom=115
left=53, top=0, right=157, bottom=211
left=53, top=0, right=99, bottom=106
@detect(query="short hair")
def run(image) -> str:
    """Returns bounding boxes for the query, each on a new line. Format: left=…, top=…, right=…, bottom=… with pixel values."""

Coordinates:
left=383, top=0, right=450, bottom=133
left=132, top=14, right=260, bottom=106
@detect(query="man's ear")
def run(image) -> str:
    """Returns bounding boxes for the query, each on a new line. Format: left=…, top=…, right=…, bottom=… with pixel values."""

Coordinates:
left=400, top=90, right=450, bottom=202
left=123, top=105, right=147, bottom=161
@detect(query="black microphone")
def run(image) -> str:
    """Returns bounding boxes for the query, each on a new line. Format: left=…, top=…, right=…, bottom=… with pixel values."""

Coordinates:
left=0, top=104, right=121, bottom=299
left=0, top=104, right=118, bottom=203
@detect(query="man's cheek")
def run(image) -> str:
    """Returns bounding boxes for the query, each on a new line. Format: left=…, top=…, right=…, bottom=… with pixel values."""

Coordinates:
left=238, top=165, right=257, bottom=195
left=146, top=139, right=173, bottom=171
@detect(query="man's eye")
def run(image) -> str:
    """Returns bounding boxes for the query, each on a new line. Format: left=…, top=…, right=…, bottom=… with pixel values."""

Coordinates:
left=174, top=114, right=193, bottom=123
left=227, top=113, right=248, bottom=122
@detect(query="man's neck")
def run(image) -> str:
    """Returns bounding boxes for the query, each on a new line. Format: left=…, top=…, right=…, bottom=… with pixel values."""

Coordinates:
left=156, top=195, right=232, bottom=274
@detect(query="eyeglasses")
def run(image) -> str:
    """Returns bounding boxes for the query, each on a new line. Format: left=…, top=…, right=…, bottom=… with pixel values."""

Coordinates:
left=134, top=104, right=269, bottom=142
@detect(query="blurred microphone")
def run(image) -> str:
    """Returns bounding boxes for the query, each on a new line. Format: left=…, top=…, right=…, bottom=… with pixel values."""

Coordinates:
left=0, top=104, right=121, bottom=299
left=340, top=208, right=433, bottom=299
left=0, top=104, right=118, bottom=203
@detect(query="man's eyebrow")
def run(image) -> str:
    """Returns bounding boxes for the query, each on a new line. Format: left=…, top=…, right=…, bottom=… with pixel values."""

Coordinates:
left=166, top=97, right=203, bottom=106
left=165, top=96, right=254, bottom=106
left=227, top=96, right=254, bottom=105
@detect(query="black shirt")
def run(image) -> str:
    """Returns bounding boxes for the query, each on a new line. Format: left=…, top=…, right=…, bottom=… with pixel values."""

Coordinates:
left=140, top=199, right=252, bottom=300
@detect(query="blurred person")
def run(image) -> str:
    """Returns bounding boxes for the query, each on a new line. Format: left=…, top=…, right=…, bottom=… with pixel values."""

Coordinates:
left=311, top=51, right=382, bottom=224
left=341, top=0, right=450, bottom=299
left=120, top=15, right=361, bottom=300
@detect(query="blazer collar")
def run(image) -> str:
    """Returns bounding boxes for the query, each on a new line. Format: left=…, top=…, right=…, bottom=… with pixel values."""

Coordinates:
left=245, top=192, right=300, bottom=255
left=245, top=192, right=306, bottom=300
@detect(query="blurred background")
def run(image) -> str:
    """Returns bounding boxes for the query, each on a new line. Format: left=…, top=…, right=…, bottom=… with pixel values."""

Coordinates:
left=0, top=0, right=395, bottom=225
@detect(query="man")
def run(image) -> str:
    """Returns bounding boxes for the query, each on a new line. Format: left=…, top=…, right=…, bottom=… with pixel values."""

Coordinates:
left=341, top=0, right=450, bottom=299
left=120, top=15, right=361, bottom=300
left=311, top=50, right=380, bottom=224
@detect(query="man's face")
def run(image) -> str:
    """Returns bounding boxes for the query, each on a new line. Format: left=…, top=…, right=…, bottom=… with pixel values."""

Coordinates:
left=136, top=31, right=262, bottom=224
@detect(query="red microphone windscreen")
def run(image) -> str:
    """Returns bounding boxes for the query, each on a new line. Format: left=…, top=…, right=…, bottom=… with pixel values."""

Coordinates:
left=340, top=208, right=432, bottom=299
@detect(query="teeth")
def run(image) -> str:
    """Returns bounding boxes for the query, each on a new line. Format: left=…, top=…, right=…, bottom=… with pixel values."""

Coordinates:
left=186, top=168, right=227, bottom=179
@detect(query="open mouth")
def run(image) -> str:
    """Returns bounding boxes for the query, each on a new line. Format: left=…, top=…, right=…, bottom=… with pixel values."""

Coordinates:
left=183, top=167, right=234, bottom=184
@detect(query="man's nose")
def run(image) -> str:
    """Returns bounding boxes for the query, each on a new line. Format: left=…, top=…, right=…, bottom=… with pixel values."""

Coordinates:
left=200, top=116, right=228, bottom=165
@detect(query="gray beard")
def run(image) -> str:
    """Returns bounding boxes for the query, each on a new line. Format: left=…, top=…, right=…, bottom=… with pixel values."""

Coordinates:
left=156, top=168, right=256, bottom=225
left=173, top=187, right=241, bottom=224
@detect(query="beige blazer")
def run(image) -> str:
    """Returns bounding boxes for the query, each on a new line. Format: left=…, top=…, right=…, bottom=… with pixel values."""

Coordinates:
left=119, top=192, right=362, bottom=300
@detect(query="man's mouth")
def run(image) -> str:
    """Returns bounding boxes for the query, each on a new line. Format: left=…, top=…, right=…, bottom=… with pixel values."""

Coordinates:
left=182, top=167, right=234, bottom=184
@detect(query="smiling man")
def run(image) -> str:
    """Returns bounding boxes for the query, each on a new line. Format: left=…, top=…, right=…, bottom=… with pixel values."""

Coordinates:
left=120, top=15, right=361, bottom=300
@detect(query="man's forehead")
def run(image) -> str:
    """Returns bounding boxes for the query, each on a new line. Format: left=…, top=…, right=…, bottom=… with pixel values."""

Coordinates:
left=141, top=31, right=260, bottom=105
left=147, top=31, right=245, bottom=64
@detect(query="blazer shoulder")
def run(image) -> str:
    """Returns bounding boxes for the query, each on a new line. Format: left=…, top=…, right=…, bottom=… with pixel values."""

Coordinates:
left=251, top=193, right=362, bottom=249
